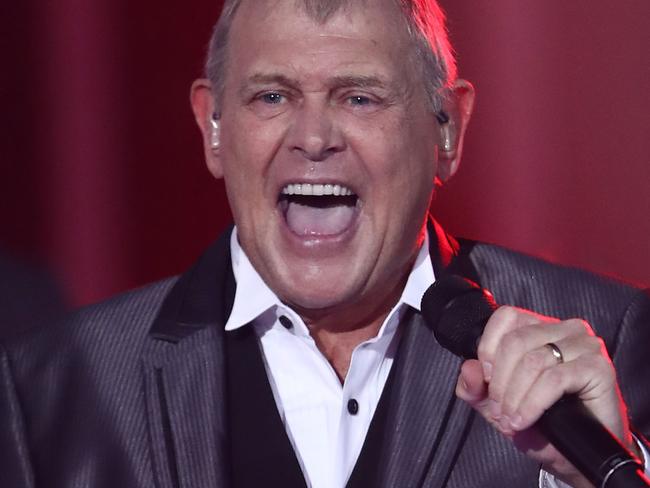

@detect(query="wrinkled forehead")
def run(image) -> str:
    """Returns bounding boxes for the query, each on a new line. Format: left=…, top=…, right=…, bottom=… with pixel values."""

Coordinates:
left=228, top=0, right=412, bottom=58
left=235, top=0, right=381, bottom=23
left=230, top=0, right=409, bottom=39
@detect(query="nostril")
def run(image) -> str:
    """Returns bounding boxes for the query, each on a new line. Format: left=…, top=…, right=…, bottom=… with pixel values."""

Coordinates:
left=294, top=145, right=344, bottom=163
left=289, top=115, right=345, bottom=161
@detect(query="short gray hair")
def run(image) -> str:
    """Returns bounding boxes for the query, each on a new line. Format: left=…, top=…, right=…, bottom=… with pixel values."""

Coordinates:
left=205, top=0, right=457, bottom=112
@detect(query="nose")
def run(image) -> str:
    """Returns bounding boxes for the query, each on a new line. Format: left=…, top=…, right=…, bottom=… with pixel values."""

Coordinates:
left=288, top=100, right=345, bottom=162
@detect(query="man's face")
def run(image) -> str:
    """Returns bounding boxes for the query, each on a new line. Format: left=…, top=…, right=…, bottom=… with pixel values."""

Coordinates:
left=203, top=0, right=452, bottom=321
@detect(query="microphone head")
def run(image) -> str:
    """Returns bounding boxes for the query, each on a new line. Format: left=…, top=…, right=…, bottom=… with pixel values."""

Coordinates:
left=420, top=275, right=497, bottom=359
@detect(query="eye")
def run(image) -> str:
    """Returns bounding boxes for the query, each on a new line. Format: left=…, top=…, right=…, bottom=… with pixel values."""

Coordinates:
left=259, top=92, right=285, bottom=104
left=348, top=95, right=373, bottom=106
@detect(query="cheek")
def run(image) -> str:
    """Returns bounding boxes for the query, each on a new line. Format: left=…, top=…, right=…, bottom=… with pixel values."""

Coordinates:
left=361, top=126, right=436, bottom=193
left=220, top=118, right=284, bottom=185
left=391, top=124, right=438, bottom=190
left=374, top=130, right=437, bottom=228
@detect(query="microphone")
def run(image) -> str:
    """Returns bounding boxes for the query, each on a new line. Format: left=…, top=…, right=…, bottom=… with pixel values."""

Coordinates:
left=420, top=275, right=650, bottom=488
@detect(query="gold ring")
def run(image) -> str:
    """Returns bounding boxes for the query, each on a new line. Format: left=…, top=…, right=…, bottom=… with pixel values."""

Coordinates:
left=545, top=342, right=564, bottom=364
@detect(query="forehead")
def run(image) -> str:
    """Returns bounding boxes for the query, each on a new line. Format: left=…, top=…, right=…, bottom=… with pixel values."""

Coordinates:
left=225, top=0, right=415, bottom=87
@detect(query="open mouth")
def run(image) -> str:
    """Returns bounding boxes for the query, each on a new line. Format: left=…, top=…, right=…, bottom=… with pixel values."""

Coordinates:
left=278, top=183, right=360, bottom=237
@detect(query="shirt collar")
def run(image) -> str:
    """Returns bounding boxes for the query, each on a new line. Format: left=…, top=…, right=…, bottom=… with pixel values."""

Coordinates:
left=225, top=228, right=279, bottom=331
left=225, top=227, right=436, bottom=332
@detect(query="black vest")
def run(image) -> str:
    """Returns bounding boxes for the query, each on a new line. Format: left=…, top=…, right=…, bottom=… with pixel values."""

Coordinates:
left=225, top=314, right=409, bottom=488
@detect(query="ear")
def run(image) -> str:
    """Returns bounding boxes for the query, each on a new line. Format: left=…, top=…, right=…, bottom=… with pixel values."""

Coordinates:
left=435, top=79, right=475, bottom=183
left=190, top=78, right=223, bottom=179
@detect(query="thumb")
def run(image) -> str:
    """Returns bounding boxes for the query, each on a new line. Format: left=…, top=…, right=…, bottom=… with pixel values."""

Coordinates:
left=456, top=359, right=489, bottom=407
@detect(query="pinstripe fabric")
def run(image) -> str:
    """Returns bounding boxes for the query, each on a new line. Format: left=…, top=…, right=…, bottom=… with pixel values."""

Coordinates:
left=0, top=224, right=648, bottom=487
left=1, top=278, right=177, bottom=488
left=0, top=348, right=36, bottom=487
left=143, top=327, right=230, bottom=488
left=373, top=313, right=476, bottom=487
left=468, top=242, right=650, bottom=434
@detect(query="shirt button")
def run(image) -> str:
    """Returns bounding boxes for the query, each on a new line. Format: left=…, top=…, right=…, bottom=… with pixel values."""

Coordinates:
left=279, top=315, right=293, bottom=329
left=347, top=399, right=359, bottom=415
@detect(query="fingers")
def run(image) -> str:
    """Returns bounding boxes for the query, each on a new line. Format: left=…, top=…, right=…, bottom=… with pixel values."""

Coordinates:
left=510, top=357, right=603, bottom=432
left=477, top=306, right=553, bottom=368
left=499, top=334, right=607, bottom=429
left=469, top=306, right=617, bottom=434
left=478, top=306, right=564, bottom=381
left=456, top=359, right=494, bottom=426
left=453, top=305, right=631, bottom=484
left=477, top=307, right=588, bottom=414
left=482, top=320, right=571, bottom=400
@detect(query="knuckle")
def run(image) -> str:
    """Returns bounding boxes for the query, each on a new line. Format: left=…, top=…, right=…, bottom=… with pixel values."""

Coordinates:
left=578, top=336, right=612, bottom=365
left=522, top=348, right=549, bottom=373
left=501, top=329, right=526, bottom=353
left=594, top=336, right=610, bottom=357
left=585, top=335, right=606, bottom=355
left=566, top=318, right=593, bottom=336
left=493, top=305, right=520, bottom=325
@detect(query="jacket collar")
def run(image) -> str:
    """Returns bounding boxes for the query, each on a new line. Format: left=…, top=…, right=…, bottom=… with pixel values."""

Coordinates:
left=148, top=217, right=474, bottom=343
left=148, top=225, right=236, bottom=343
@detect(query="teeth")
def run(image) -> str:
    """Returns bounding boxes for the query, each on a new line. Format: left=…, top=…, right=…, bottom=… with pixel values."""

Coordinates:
left=281, top=183, right=355, bottom=196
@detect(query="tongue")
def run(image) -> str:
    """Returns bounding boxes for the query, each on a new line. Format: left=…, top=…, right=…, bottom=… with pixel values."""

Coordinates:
left=285, top=201, right=356, bottom=236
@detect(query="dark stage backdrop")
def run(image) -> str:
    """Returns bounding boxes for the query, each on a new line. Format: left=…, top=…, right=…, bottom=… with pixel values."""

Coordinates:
left=2, top=0, right=649, bottom=307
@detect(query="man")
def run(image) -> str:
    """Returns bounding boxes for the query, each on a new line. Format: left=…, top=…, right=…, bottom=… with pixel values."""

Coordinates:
left=1, top=0, right=648, bottom=487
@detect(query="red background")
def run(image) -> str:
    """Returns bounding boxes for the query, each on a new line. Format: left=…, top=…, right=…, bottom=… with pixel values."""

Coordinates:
left=2, top=0, right=649, bottom=306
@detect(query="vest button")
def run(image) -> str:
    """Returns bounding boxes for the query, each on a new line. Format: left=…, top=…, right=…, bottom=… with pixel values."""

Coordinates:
left=347, top=398, right=359, bottom=415
left=279, top=315, right=293, bottom=329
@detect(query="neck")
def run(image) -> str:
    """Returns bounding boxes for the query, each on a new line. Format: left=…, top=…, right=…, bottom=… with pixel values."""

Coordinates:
left=294, top=269, right=409, bottom=382
left=309, top=318, right=389, bottom=383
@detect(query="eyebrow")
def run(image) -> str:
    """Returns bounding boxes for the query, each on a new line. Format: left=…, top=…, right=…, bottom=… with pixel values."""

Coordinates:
left=327, top=75, right=390, bottom=91
left=242, top=73, right=301, bottom=93
left=239, top=73, right=392, bottom=96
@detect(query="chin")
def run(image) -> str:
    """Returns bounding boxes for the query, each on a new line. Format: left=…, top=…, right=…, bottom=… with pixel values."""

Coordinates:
left=276, top=276, right=360, bottom=313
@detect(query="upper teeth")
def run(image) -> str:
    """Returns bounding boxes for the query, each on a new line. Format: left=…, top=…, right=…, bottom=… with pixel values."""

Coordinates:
left=281, top=183, right=355, bottom=196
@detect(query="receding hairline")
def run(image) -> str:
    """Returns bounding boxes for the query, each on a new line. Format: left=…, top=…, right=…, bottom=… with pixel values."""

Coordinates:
left=206, top=0, right=456, bottom=112
left=237, top=0, right=367, bottom=24
left=219, top=0, right=419, bottom=78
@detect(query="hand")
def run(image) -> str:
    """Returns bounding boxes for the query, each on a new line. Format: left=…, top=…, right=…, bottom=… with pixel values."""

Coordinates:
left=455, top=306, right=637, bottom=487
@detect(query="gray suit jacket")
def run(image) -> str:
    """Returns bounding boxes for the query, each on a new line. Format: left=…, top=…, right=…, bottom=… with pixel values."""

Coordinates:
left=1, top=222, right=648, bottom=487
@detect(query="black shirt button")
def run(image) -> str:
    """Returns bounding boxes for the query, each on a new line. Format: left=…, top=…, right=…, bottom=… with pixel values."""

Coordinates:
left=279, top=315, right=293, bottom=329
left=347, top=399, right=359, bottom=415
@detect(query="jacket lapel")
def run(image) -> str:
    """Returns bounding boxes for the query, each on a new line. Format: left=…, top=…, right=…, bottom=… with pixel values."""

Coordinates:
left=351, top=219, right=481, bottom=487
left=373, top=312, right=475, bottom=487
left=141, top=229, right=235, bottom=488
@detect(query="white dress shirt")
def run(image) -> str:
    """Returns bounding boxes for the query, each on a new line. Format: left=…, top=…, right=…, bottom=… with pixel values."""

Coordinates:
left=225, top=228, right=649, bottom=488
left=226, top=228, right=434, bottom=487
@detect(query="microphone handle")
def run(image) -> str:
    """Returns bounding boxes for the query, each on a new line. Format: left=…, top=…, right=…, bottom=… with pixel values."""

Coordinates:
left=536, top=391, right=649, bottom=487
